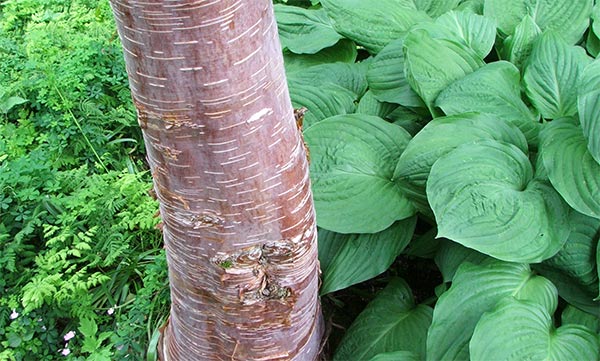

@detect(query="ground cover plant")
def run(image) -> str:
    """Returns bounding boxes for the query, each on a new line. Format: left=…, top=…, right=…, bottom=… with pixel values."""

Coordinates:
left=1, top=0, right=599, bottom=359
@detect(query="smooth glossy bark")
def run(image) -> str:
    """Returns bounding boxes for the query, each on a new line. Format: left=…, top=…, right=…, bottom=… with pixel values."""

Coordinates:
left=109, top=1, right=323, bottom=359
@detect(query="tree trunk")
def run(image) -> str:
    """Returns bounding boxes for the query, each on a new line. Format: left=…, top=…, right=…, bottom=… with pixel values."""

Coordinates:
left=109, top=1, right=323, bottom=359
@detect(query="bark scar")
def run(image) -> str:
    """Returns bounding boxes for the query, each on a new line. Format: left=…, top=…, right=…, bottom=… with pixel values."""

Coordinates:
left=212, top=240, right=297, bottom=305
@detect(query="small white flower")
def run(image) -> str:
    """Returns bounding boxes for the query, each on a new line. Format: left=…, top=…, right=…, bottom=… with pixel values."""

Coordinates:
left=9, top=309, right=19, bottom=320
left=63, top=330, right=76, bottom=341
left=107, top=307, right=115, bottom=315
left=60, top=348, right=71, bottom=356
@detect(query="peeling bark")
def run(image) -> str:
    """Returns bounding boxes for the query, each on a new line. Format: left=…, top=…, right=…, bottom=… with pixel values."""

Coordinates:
left=109, top=1, right=323, bottom=359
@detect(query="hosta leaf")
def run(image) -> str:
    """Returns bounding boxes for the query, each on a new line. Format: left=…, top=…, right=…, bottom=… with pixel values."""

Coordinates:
left=403, top=29, right=484, bottom=114
left=428, top=10, right=497, bottom=59
left=483, top=0, right=593, bottom=44
left=334, top=278, right=433, bottom=361
left=288, top=80, right=357, bottom=129
left=414, top=0, right=462, bottom=18
left=578, top=58, right=600, bottom=164
left=456, top=0, right=484, bottom=14
left=305, top=114, right=415, bottom=233
left=534, top=211, right=600, bottom=316
left=434, top=239, right=488, bottom=282
left=290, top=61, right=369, bottom=97
left=427, top=140, right=569, bottom=263
left=394, top=112, right=528, bottom=214
left=540, top=117, right=600, bottom=218
left=593, top=3, right=600, bottom=37
left=368, top=351, right=419, bottom=361
left=283, top=39, right=357, bottom=73
left=561, top=305, right=600, bottom=333
left=523, top=32, right=592, bottom=119
left=367, top=38, right=424, bottom=108
left=427, top=259, right=558, bottom=361
left=274, top=5, right=342, bottom=54
left=501, top=15, right=542, bottom=70
left=403, top=228, right=442, bottom=259
left=470, top=298, right=600, bottom=361
left=436, top=61, right=540, bottom=145
left=586, top=27, right=600, bottom=58
left=356, top=90, right=399, bottom=119
left=318, top=216, right=417, bottom=294
left=321, top=0, right=431, bottom=54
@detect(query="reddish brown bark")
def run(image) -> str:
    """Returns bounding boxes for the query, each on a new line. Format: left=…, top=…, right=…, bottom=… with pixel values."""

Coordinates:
left=109, top=1, right=323, bottom=359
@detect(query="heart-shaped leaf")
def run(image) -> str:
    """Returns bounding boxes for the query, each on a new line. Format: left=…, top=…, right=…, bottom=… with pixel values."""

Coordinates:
left=356, top=90, right=399, bottom=119
left=322, top=0, right=431, bottom=54
left=436, top=61, right=540, bottom=145
left=523, top=32, right=592, bottom=119
left=283, top=39, right=357, bottom=73
left=334, top=278, right=433, bottom=361
left=404, top=29, right=484, bottom=114
left=427, top=259, right=558, bottom=361
left=318, top=216, right=417, bottom=294
left=289, top=61, right=369, bottom=97
left=578, top=58, right=600, bottom=164
left=427, top=10, right=497, bottom=59
left=367, top=38, right=424, bottom=108
left=539, top=117, right=600, bottom=218
left=288, top=80, right=357, bottom=129
left=534, top=211, right=600, bottom=316
left=562, top=305, right=600, bottom=333
left=305, top=114, right=415, bottom=233
left=470, top=298, right=600, bottom=361
left=427, top=140, right=569, bottom=263
left=394, top=112, right=527, bottom=214
left=501, top=15, right=541, bottom=70
left=274, top=5, right=343, bottom=54
left=434, top=239, right=488, bottom=282
left=483, top=0, right=593, bottom=44
left=414, top=0, right=462, bottom=18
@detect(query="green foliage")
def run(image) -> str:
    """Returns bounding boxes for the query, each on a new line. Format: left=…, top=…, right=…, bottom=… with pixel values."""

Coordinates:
left=3, top=0, right=600, bottom=360
left=0, top=0, right=164, bottom=358
left=277, top=0, right=600, bottom=359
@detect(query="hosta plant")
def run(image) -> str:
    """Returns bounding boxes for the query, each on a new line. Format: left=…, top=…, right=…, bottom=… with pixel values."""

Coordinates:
left=277, top=0, right=600, bottom=359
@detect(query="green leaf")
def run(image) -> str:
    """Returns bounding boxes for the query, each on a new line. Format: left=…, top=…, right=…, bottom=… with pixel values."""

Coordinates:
left=436, top=61, right=540, bottom=145
left=274, top=5, right=343, bottom=54
left=427, top=259, right=558, bottom=361
left=403, top=228, right=442, bottom=259
left=427, top=140, right=570, bottom=263
left=483, top=0, right=593, bottom=44
left=0, top=96, right=27, bottom=114
left=289, top=61, right=369, bottom=97
left=321, top=0, right=431, bottom=54
left=318, top=217, right=417, bottom=294
left=79, top=317, right=98, bottom=339
left=562, top=305, right=600, bottom=333
left=305, top=114, right=415, bottom=233
left=367, top=38, right=424, bottom=108
left=470, top=298, right=600, bottom=361
left=534, top=211, right=600, bottom=316
left=501, top=15, right=542, bottom=70
left=404, top=29, right=484, bottom=114
left=578, top=58, right=600, bottom=164
left=7, top=332, right=21, bottom=348
left=368, top=351, right=420, bottom=361
left=540, top=117, right=600, bottom=218
left=523, top=32, right=592, bottom=119
left=283, top=39, right=357, bottom=72
left=394, top=112, right=528, bottom=215
left=288, top=80, right=357, bottom=129
left=428, top=10, right=497, bottom=59
left=334, top=278, right=433, bottom=361
left=434, top=239, right=488, bottom=282
left=414, top=0, right=462, bottom=18
left=356, top=90, right=399, bottom=119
